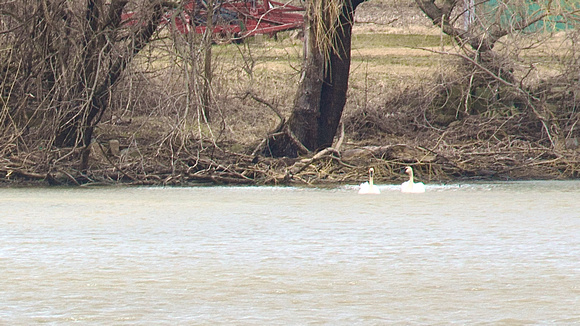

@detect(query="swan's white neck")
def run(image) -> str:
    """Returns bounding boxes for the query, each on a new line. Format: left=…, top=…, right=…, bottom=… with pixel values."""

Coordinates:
left=407, top=169, right=414, bottom=184
left=401, top=166, right=425, bottom=193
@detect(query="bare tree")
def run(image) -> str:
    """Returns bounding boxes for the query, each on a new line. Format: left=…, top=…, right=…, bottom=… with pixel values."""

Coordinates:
left=1, top=0, right=171, bottom=164
left=415, top=0, right=580, bottom=149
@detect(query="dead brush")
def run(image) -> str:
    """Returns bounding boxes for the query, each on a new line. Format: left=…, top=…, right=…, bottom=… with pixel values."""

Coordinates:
left=343, top=86, right=431, bottom=141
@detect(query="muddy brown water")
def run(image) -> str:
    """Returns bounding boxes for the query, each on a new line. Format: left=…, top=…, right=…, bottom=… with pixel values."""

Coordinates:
left=1, top=182, right=579, bottom=324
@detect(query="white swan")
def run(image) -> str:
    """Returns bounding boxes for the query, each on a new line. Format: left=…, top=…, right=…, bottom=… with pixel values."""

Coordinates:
left=401, top=166, right=425, bottom=193
left=359, top=167, right=380, bottom=194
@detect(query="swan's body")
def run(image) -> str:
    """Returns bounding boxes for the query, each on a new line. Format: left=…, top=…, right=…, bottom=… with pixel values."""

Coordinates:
left=401, top=166, right=425, bottom=193
left=359, top=168, right=380, bottom=194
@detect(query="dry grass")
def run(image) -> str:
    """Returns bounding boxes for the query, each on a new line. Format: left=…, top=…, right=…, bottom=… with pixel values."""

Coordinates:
left=104, top=0, right=577, bottom=144
left=4, top=0, right=580, bottom=186
left=20, top=0, right=573, bottom=185
left=103, top=0, right=568, bottom=150
left=100, top=0, right=445, bottom=152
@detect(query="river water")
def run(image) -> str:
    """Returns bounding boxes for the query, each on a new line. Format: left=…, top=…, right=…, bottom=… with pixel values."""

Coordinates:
left=1, top=181, right=579, bottom=325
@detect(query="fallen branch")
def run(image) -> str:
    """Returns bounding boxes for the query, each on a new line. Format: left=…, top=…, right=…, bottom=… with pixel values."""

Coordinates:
left=288, top=147, right=341, bottom=175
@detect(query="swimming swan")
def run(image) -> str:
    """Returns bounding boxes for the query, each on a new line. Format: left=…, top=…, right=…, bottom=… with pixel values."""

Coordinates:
left=359, top=167, right=380, bottom=194
left=401, top=166, right=425, bottom=193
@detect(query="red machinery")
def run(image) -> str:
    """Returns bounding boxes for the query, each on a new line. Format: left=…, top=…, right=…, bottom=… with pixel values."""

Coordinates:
left=122, top=0, right=304, bottom=40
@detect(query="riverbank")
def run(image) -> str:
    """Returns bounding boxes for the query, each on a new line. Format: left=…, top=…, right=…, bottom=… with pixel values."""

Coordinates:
left=2, top=0, right=579, bottom=187
left=2, top=117, right=579, bottom=187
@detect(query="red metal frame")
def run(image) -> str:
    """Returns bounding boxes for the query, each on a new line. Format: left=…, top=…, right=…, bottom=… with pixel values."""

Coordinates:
left=122, top=0, right=304, bottom=40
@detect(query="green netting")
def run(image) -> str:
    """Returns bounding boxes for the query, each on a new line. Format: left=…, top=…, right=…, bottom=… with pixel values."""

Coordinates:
left=480, top=0, right=580, bottom=32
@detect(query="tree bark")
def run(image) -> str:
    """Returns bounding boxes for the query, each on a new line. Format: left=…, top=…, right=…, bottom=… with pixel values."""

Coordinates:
left=318, top=1, right=358, bottom=149
left=264, top=0, right=365, bottom=158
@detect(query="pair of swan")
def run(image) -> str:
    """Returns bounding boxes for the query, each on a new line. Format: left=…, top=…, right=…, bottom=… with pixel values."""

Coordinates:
left=358, top=166, right=425, bottom=194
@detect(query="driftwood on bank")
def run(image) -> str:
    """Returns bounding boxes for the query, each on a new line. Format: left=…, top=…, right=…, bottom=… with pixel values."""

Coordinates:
left=2, top=138, right=578, bottom=187
left=1, top=108, right=579, bottom=186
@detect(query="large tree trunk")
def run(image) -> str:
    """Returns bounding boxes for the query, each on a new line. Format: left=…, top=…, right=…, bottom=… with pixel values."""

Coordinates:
left=318, top=3, right=357, bottom=149
left=264, top=0, right=364, bottom=158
